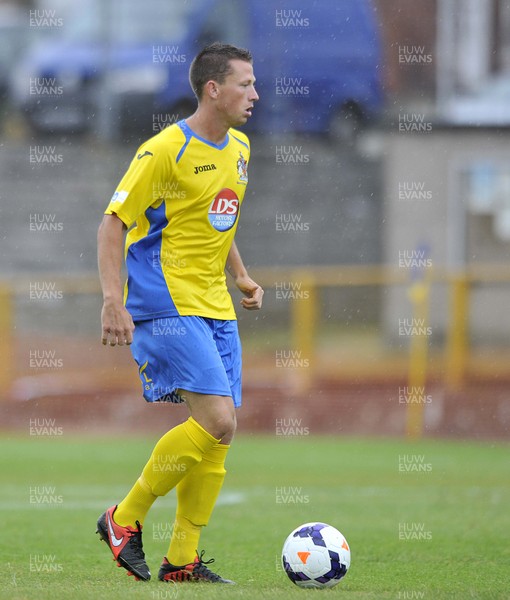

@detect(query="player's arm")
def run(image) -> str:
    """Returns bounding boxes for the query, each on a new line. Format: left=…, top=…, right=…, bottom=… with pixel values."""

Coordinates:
left=226, top=240, right=264, bottom=310
left=97, top=213, right=135, bottom=346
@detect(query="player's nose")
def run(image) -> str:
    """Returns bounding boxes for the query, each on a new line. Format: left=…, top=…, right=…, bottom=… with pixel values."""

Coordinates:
left=250, top=86, right=259, bottom=102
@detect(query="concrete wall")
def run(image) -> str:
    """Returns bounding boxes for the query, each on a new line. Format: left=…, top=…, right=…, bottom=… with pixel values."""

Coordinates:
left=0, top=134, right=383, bottom=335
left=382, top=126, right=510, bottom=344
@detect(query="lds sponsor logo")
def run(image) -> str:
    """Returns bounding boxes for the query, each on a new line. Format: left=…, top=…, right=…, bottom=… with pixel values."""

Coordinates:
left=208, top=188, right=239, bottom=232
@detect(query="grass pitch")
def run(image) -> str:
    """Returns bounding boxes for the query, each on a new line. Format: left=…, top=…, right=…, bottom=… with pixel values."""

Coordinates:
left=1, top=434, right=508, bottom=599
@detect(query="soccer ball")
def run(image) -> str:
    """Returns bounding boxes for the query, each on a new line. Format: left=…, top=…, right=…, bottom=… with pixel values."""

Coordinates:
left=281, top=522, right=350, bottom=589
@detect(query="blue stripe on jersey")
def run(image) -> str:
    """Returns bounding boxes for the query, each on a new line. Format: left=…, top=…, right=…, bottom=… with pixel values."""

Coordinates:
left=177, top=119, right=229, bottom=152
left=230, top=133, right=249, bottom=150
left=176, top=121, right=192, bottom=164
left=125, top=202, right=179, bottom=319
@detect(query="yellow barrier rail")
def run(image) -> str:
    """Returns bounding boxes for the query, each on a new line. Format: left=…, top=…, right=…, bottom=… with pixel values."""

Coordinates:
left=3, top=264, right=510, bottom=437
left=0, top=285, right=13, bottom=395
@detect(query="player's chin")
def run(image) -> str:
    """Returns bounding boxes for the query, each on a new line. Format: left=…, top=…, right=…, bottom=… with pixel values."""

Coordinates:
left=233, top=112, right=251, bottom=126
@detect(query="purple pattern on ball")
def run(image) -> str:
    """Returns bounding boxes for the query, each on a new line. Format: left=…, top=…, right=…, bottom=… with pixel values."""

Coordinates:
left=293, top=523, right=328, bottom=547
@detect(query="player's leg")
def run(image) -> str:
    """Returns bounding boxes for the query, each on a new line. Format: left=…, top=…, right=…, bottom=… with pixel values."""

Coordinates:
left=181, top=388, right=237, bottom=443
left=159, top=391, right=235, bottom=583
left=96, top=413, right=219, bottom=581
left=97, top=317, right=236, bottom=582
left=159, top=320, right=241, bottom=583
left=101, top=315, right=224, bottom=513
left=115, top=389, right=235, bottom=528
left=116, top=317, right=236, bottom=518
left=96, top=319, right=216, bottom=580
left=163, top=391, right=234, bottom=566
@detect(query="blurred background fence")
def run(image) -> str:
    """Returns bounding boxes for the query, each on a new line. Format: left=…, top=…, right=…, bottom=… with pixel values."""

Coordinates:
left=2, top=263, right=510, bottom=440
left=2, top=0, right=510, bottom=440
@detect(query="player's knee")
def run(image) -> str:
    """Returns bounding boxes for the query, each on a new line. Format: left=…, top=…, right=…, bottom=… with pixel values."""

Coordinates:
left=216, top=414, right=236, bottom=440
left=208, top=411, right=236, bottom=440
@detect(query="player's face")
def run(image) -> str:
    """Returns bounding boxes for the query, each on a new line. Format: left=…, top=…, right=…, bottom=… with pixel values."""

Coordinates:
left=217, top=59, right=259, bottom=126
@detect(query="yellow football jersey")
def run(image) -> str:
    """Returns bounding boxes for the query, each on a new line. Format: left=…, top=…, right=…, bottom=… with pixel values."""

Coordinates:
left=105, top=120, right=250, bottom=320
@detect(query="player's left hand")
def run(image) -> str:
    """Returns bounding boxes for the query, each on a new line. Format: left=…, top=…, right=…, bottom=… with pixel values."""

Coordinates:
left=236, top=275, right=264, bottom=310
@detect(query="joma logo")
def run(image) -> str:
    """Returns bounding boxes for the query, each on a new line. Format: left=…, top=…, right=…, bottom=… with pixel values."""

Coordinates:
left=194, top=163, right=217, bottom=174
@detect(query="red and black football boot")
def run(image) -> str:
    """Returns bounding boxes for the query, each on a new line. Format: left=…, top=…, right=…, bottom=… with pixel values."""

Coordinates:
left=158, top=550, right=234, bottom=583
left=96, top=505, right=150, bottom=581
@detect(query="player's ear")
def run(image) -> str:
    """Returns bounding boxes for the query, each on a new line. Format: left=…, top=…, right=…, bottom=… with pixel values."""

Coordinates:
left=204, top=80, right=219, bottom=99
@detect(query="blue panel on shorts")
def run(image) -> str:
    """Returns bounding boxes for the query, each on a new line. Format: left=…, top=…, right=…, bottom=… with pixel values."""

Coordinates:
left=130, top=316, right=242, bottom=407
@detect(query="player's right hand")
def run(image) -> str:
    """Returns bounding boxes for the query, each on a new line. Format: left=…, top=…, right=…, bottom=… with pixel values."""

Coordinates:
left=101, top=301, right=135, bottom=346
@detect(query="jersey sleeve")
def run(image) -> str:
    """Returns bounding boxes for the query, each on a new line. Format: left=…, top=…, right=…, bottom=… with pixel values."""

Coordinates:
left=104, top=141, right=171, bottom=228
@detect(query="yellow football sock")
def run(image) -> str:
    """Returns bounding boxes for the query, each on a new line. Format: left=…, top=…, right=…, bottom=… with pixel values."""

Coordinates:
left=115, top=417, right=219, bottom=527
left=166, top=515, right=202, bottom=566
left=143, top=417, right=219, bottom=496
left=167, top=443, right=229, bottom=566
left=114, top=474, right=156, bottom=527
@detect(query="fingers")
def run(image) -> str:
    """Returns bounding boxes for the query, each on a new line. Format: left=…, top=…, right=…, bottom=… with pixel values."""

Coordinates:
left=241, top=286, right=264, bottom=310
left=101, top=330, right=133, bottom=346
left=101, top=304, right=135, bottom=346
left=101, top=323, right=134, bottom=347
left=241, top=301, right=259, bottom=310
